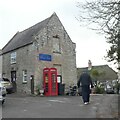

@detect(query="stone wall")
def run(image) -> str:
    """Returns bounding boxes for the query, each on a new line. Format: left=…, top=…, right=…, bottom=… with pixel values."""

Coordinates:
left=2, top=45, right=35, bottom=94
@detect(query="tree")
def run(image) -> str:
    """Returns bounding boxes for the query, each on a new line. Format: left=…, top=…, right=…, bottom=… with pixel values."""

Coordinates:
left=90, top=69, right=99, bottom=79
left=90, top=69, right=105, bottom=85
left=89, top=69, right=106, bottom=93
left=76, top=0, right=120, bottom=70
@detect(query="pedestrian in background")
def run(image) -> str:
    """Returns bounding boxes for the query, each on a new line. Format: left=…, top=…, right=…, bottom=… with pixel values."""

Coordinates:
left=77, top=70, right=94, bottom=105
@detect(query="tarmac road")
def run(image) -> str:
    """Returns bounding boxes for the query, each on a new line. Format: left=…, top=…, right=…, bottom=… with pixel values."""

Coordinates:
left=1, top=93, right=119, bottom=118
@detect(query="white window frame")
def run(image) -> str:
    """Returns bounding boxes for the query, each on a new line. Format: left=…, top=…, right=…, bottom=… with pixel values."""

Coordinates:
left=22, top=70, right=27, bottom=83
left=11, top=52, right=16, bottom=64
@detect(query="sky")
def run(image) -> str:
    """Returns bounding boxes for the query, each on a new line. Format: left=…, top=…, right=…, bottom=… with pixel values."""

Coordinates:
left=0, top=0, right=117, bottom=71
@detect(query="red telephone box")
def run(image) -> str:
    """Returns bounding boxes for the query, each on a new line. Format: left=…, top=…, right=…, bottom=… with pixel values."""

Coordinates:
left=43, top=68, right=58, bottom=96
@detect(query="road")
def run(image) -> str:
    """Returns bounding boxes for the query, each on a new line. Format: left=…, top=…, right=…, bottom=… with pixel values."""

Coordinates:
left=1, top=93, right=119, bottom=118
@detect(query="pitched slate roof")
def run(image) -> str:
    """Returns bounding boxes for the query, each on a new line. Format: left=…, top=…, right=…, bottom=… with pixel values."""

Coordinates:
left=77, top=65, right=118, bottom=81
left=2, top=15, right=52, bottom=54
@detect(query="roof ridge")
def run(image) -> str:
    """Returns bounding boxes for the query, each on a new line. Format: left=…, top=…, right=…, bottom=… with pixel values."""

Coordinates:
left=77, top=64, right=108, bottom=69
left=92, top=64, right=108, bottom=67
left=2, top=13, right=55, bottom=54
left=19, top=12, right=58, bottom=34
left=19, top=16, right=51, bottom=34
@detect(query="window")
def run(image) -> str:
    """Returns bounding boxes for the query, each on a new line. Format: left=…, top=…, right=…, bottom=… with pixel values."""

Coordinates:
left=11, top=52, right=16, bottom=64
left=53, top=64, right=62, bottom=75
left=53, top=37, right=61, bottom=53
left=22, top=70, right=27, bottom=83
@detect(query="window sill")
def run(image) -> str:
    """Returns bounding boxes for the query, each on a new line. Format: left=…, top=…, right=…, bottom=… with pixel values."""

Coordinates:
left=53, top=51, right=61, bottom=54
left=22, top=81, right=27, bottom=84
left=11, top=62, right=16, bottom=65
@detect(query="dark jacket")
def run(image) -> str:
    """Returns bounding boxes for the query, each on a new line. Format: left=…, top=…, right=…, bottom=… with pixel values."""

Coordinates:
left=77, top=72, right=93, bottom=88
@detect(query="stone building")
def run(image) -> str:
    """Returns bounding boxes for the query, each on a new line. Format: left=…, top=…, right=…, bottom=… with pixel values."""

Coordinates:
left=0, top=50, right=2, bottom=78
left=2, top=13, right=77, bottom=94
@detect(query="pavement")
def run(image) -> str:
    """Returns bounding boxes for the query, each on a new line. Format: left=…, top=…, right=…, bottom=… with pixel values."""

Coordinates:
left=1, top=93, right=119, bottom=118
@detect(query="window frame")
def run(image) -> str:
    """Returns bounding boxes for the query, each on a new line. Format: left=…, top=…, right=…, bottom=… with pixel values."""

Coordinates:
left=10, top=52, right=17, bottom=64
left=22, top=70, right=27, bottom=83
left=53, top=36, right=61, bottom=53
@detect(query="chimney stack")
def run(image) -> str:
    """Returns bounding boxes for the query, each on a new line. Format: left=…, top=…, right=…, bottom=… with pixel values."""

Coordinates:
left=88, top=60, right=92, bottom=70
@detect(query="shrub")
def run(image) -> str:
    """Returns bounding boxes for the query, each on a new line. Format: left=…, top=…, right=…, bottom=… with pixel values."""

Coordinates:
left=95, top=86, right=105, bottom=94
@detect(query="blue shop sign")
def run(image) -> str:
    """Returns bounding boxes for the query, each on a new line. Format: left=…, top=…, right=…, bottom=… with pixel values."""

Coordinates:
left=39, top=54, right=52, bottom=61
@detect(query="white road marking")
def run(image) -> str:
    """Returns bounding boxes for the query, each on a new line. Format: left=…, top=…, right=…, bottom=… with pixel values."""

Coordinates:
left=23, top=109, right=27, bottom=112
left=78, top=104, right=84, bottom=107
left=95, top=103, right=100, bottom=105
left=48, top=99, right=66, bottom=103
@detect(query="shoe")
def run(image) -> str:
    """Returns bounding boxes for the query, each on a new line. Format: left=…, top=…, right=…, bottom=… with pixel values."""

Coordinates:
left=84, top=102, right=88, bottom=105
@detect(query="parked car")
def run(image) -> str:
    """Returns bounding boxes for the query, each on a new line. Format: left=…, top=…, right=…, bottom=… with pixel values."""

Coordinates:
left=0, top=82, right=7, bottom=104
left=105, top=84, right=114, bottom=94
left=0, top=78, right=13, bottom=94
left=106, top=88, right=114, bottom=94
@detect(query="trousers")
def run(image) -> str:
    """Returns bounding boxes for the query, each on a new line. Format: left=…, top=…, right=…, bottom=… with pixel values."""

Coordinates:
left=81, top=85, right=90, bottom=103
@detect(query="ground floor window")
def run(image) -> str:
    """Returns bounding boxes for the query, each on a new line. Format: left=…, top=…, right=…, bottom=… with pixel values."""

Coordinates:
left=22, top=70, right=27, bottom=83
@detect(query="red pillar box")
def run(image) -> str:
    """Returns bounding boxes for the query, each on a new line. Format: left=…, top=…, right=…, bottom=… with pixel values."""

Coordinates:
left=43, top=68, right=58, bottom=96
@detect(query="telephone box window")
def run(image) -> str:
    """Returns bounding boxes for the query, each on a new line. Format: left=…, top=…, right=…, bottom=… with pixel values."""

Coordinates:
left=52, top=74, right=56, bottom=92
left=45, top=74, right=48, bottom=92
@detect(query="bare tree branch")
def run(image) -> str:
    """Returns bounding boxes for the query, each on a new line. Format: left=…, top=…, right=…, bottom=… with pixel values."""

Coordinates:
left=76, top=0, right=120, bottom=68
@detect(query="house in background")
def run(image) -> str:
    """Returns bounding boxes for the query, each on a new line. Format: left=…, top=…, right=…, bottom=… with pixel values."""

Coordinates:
left=0, top=50, right=2, bottom=78
left=77, top=64, right=118, bottom=87
left=2, top=13, right=77, bottom=95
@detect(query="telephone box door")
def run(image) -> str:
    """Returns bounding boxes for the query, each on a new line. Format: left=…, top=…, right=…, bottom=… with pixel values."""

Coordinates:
left=50, top=68, right=58, bottom=96
left=43, top=68, right=50, bottom=96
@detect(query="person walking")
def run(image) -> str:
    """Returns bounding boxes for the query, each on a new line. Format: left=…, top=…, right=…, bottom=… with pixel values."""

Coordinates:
left=77, top=70, right=94, bottom=105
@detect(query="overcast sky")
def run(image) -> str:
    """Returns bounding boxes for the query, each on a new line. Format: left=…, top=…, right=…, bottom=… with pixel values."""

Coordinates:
left=0, top=0, right=117, bottom=71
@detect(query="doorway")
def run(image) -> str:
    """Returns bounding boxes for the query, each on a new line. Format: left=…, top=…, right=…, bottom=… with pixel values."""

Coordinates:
left=11, top=71, right=17, bottom=92
left=30, top=75, right=34, bottom=94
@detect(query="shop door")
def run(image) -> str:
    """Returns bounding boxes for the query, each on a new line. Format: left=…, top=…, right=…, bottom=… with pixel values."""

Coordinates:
left=11, top=71, right=17, bottom=92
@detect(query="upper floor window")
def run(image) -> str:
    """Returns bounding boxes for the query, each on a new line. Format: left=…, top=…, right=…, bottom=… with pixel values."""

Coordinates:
left=11, top=52, right=16, bottom=64
left=53, top=35, right=61, bottom=53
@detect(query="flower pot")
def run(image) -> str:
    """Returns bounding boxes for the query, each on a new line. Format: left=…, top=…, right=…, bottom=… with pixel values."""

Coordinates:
left=39, top=89, right=44, bottom=96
